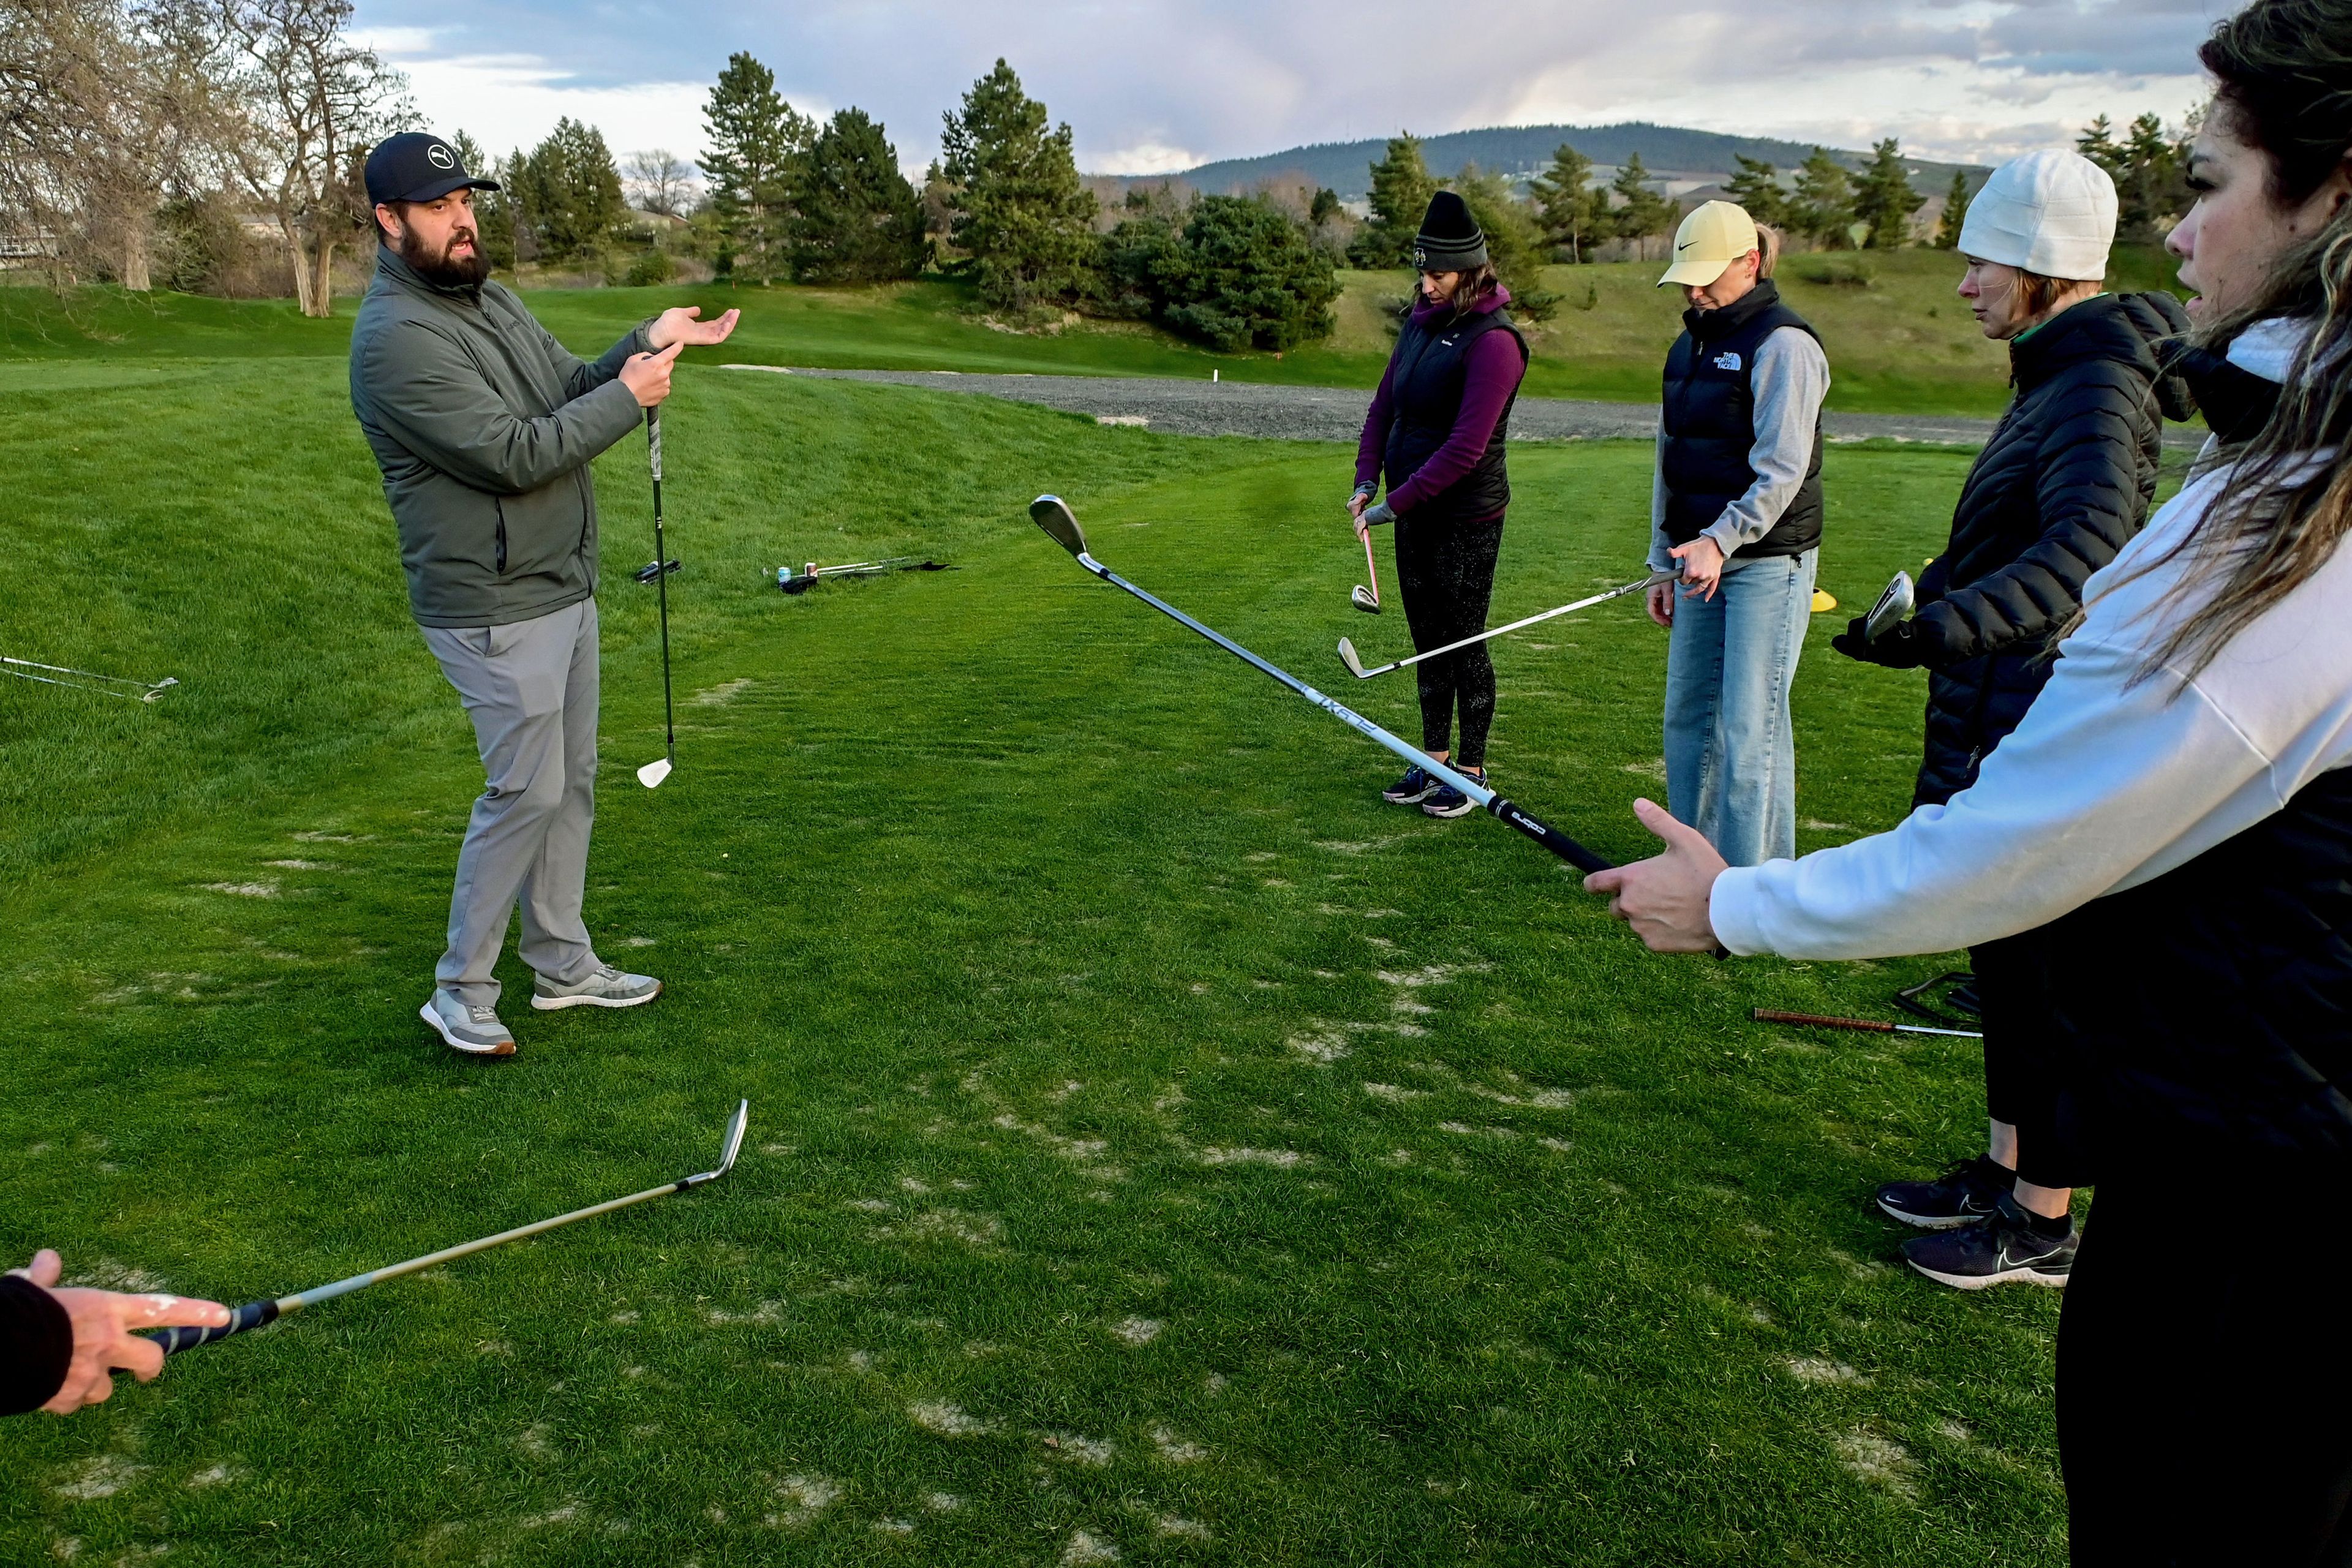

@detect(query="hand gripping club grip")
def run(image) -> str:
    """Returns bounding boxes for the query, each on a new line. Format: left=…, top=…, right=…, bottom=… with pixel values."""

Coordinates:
left=153, top=1298, right=279, bottom=1355
left=1486, top=796, right=1613, bottom=873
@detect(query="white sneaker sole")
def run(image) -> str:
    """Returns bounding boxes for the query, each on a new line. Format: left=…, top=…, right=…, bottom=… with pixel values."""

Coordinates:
left=530, top=980, right=663, bottom=1012
left=418, top=1001, right=515, bottom=1056
left=1904, top=1257, right=2070, bottom=1291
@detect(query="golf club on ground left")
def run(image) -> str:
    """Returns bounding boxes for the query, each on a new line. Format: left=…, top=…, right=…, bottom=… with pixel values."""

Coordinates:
left=149, top=1101, right=750, bottom=1355
left=1031, top=496, right=1613, bottom=873
left=638, top=406, right=676, bottom=790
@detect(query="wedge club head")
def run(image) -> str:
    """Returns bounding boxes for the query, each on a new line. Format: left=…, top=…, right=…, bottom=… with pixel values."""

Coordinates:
left=636, top=757, right=673, bottom=790
left=1864, top=570, right=1916, bottom=643
left=1351, top=584, right=1381, bottom=614
left=1337, top=638, right=1369, bottom=679
left=714, top=1098, right=748, bottom=1177
left=1030, top=495, right=1089, bottom=557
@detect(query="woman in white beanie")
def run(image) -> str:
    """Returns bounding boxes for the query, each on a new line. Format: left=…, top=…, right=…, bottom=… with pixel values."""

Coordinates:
left=1828, top=148, right=2192, bottom=1292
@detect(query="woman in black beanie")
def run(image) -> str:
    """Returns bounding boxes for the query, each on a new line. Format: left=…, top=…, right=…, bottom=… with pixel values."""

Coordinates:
left=1351, top=190, right=1531, bottom=818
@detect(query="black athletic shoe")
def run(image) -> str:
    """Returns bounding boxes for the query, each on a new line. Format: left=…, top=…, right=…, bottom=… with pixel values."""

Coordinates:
left=1875, top=1154, right=2012, bottom=1230
left=1422, top=770, right=1483, bottom=819
left=1382, top=764, right=1439, bottom=805
left=1900, top=1196, right=2076, bottom=1291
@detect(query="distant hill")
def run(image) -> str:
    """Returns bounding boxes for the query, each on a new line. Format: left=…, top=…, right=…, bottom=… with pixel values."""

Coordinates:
left=1132, top=123, right=1985, bottom=200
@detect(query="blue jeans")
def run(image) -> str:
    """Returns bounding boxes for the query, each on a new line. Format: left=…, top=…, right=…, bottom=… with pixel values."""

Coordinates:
left=1662, top=549, right=1815, bottom=867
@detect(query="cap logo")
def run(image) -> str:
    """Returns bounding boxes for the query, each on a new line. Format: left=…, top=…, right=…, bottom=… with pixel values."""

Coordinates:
left=426, top=143, right=455, bottom=170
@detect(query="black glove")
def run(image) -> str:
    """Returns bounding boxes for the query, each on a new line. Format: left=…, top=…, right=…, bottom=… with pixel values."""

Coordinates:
left=1831, top=615, right=1927, bottom=669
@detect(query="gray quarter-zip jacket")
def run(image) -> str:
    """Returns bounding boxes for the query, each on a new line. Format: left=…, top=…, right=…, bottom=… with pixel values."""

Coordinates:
left=350, top=246, right=653, bottom=628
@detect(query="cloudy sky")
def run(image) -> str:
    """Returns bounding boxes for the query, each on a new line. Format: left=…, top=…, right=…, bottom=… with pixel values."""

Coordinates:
left=353, top=0, right=2227, bottom=177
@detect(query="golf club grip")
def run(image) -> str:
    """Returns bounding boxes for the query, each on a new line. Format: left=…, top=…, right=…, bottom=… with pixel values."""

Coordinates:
left=151, top=1298, right=279, bottom=1355
left=1486, top=796, right=1613, bottom=873
left=1752, top=1009, right=1896, bottom=1034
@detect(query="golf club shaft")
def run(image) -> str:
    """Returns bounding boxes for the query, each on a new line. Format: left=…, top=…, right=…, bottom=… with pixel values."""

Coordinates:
left=1359, top=573, right=1668, bottom=679
left=1071, top=549, right=1611, bottom=872
left=3, top=657, right=173, bottom=701
left=648, top=409, right=675, bottom=761
left=1752, top=1008, right=1982, bottom=1039
left=1361, top=530, right=1380, bottom=603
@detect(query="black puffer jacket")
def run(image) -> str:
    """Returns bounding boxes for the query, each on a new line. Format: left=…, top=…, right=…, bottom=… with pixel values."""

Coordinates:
left=1906, top=292, right=2195, bottom=807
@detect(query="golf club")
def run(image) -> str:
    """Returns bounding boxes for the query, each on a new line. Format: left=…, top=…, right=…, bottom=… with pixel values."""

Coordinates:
left=775, top=556, right=941, bottom=594
left=1752, top=1008, right=1982, bottom=1039
left=638, top=407, right=676, bottom=790
left=149, top=1100, right=750, bottom=1355
left=3, top=655, right=177, bottom=703
left=1337, top=570, right=1673, bottom=681
left=1031, top=495, right=1613, bottom=873
left=635, top=558, right=680, bottom=585
left=1864, top=570, right=1915, bottom=643
left=1352, top=523, right=1382, bottom=614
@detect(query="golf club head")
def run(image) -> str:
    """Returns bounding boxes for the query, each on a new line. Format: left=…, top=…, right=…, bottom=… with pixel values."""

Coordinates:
left=1351, top=585, right=1381, bottom=614
left=637, top=756, right=673, bottom=790
left=1337, top=638, right=1369, bottom=679
left=715, top=1098, right=749, bottom=1177
left=1030, top=495, right=1089, bottom=558
left=1864, top=570, right=1916, bottom=643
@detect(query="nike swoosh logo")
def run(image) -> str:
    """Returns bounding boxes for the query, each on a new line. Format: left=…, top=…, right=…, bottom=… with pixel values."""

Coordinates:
left=1676, top=241, right=1695, bottom=251
left=1997, top=1243, right=2063, bottom=1270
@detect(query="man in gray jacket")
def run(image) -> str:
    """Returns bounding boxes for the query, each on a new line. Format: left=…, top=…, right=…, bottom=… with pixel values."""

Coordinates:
left=350, top=131, right=738, bottom=1056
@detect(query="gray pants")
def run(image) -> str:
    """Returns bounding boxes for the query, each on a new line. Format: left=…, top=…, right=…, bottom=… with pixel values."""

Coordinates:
left=421, top=598, right=602, bottom=1008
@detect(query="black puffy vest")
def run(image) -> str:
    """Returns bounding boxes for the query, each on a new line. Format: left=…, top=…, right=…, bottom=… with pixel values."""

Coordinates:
left=2043, top=766, right=2352, bottom=1175
left=1380, top=303, right=1529, bottom=524
left=1659, top=280, right=1823, bottom=559
left=1909, top=293, right=2194, bottom=807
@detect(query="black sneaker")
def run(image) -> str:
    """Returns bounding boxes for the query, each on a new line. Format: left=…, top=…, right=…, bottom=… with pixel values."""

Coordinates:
left=1899, top=1195, right=2076, bottom=1290
left=1875, top=1154, right=2012, bottom=1230
left=1382, top=764, right=1439, bottom=805
left=1422, top=769, right=1483, bottom=819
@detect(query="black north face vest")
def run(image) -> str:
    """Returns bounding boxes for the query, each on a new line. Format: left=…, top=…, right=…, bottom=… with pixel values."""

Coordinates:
left=1381, top=304, right=1529, bottom=524
left=2042, top=766, right=2352, bottom=1175
left=1659, top=280, right=1825, bottom=559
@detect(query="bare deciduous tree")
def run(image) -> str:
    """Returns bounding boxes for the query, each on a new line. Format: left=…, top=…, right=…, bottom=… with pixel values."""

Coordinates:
left=624, top=148, right=696, bottom=217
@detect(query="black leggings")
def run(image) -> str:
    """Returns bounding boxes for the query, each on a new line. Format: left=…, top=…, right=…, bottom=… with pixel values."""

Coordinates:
left=1395, top=511, right=1504, bottom=768
left=1972, top=932, right=2092, bottom=1189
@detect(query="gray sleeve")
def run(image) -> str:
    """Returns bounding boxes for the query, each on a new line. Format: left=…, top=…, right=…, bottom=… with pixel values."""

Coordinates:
left=1702, top=327, right=1830, bottom=555
left=358, top=319, right=644, bottom=497
left=1648, top=428, right=1675, bottom=573
left=535, top=312, right=655, bottom=402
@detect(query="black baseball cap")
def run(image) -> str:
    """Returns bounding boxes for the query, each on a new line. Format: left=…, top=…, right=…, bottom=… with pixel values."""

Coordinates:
left=365, top=132, right=500, bottom=208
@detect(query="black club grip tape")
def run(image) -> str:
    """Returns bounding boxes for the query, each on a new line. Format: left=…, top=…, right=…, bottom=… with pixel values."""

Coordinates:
left=151, top=1298, right=279, bottom=1355
left=1487, top=797, right=1613, bottom=873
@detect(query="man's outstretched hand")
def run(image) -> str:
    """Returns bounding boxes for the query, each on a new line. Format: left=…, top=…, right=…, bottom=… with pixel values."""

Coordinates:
left=10, top=1250, right=229, bottom=1414
left=647, top=306, right=741, bottom=352
left=1583, top=798, right=1730, bottom=953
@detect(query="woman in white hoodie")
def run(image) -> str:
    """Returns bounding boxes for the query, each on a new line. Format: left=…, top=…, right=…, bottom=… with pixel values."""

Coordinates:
left=1591, top=0, right=2352, bottom=1557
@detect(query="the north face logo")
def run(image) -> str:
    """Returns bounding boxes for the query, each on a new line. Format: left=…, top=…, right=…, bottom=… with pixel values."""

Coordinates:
left=1713, top=350, right=1743, bottom=371
left=427, top=142, right=455, bottom=170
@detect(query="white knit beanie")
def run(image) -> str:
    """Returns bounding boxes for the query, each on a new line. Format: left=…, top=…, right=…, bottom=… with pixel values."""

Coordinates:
left=1957, top=149, right=2117, bottom=281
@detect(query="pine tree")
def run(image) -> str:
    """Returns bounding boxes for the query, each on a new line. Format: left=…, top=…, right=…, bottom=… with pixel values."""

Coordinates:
left=1346, top=134, right=1436, bottom=269
left=1854, top=138, right=1920, bottom=249
left=1792, top=148, right=1856, bottom=249
left=1935, top=168, right=1969, bottom=250
left=1608, top=154, right=1674, bottom=261
left=2119, top=111, right=2188, bottom=239
left=2077, top=115, right=2124, bottom=181
left=702, top=52, right=813, bottom=285
left=450, top=130, right=514, bottom=270
left=1724, top=156, right=1788, bottom=228
left=1528, top=142, right=1596, bottom=263
left=938, top=59, right=1098, bottom=311
left=510, top=119, right=624, bottom=263
left=1152, top=194, right=1341, bottom=352
left=790, top=108, right=925, bottom=284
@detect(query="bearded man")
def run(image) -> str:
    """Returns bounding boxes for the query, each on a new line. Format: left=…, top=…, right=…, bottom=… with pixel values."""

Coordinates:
left=349, top=131, right=737, bottom=1057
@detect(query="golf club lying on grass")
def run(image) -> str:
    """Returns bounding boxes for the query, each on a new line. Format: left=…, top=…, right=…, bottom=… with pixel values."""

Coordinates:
left=635, top=557, right=680, bottom=584
left=1865, top=570, right=1916, bottom=642
left=775, top=557, right=952, bottom=595
left=1338, top=570, right=1673, bottom=681
left=3, top=655, right=177, bottom=703
left=1753, top=1008, right=1983, bottom=1039
left=150, top=1100, right=750, bottom=1355
left=639, top=407, right=677, bottom=790
left=1031, top=496, right=1613, bottom=872
left=1352, top=526, right=1382, bottom=614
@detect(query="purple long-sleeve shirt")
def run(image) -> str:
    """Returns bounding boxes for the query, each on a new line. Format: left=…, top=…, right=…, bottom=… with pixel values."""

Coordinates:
left=1354, top=287, right=1525, bottom=518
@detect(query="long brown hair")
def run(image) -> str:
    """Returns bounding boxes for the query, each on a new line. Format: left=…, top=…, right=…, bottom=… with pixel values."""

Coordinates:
left=2108, top=0, right=2352, bottom=685
left=1443, top=262, right=1501, bottom=314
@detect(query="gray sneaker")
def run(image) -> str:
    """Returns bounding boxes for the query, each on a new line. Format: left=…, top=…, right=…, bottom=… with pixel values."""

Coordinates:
left=531, top=963, right=662, bottom=1011
left=420, top=989, right=516, bottom=1056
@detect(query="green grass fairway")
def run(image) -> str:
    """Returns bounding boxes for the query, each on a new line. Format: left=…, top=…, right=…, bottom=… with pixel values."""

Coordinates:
left=0, top=341, right=2071, bottom=1564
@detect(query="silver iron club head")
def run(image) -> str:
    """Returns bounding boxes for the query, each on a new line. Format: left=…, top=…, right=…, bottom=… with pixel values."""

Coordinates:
left=1351, top=585, right=1381, bottom=614
left=715, top=1099, right=748, bottom=1178
left=636, top=757, right=673, bottom=790
left=1337, top=638, right=1368, bottom=679
left=1865, top=570, right=1915, bottom=643
left=1030, top=496, right=1088, bottom=557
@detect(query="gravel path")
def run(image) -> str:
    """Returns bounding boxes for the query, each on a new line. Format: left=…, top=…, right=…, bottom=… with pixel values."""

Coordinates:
left=724, top=363, right=2203, bottom=451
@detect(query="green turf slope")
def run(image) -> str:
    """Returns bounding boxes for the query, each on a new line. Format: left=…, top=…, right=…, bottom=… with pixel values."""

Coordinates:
left=0, top=356, right=2067, bottom=1564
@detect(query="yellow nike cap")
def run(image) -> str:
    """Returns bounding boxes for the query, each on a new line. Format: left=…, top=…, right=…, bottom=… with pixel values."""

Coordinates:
left=1658, top=200, right=1760, bottom=288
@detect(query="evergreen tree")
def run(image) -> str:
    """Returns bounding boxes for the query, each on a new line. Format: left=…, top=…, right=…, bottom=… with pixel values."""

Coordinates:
left=1449, top=165, right=1545, bottom=285
left=1723, top=155, right=1788, bottom=228
left=702, top=52, right=813, bottom=284
left=1791, top=148, right=1856, bottom=249
left=502, top=147, right=538, bottom=263
left=2119, top=111, right=2190, bottom=239
left=2076, top=115, right=2124, bottom=181
left=1308, top=186, right=1343, bottom=227
left=1147, top=194, right=1340, bottom=352
left=1608, top=154, right=1674, bottom=260
left=1854, top=138, right=1920, bottom=249
left=790, top=107, right=925, bottom=284
left=1935, top=168, right=1969, bottom=250
left=1346, top=134, right=1436, bottom=268
left=450, top=130, right=514, bottom=270
left=510, top=119, right=624, bottom=263
left=1528, top=142, right=1597, bottom=263
left=938, top=59, right=1098, bottom=311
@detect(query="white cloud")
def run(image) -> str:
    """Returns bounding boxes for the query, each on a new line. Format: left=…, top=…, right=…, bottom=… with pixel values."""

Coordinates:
left=1092, top=142, right=1204, bottom=176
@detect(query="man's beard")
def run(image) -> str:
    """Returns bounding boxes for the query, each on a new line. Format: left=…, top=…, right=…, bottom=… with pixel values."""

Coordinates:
left=398, top=224, right=490, bottom=287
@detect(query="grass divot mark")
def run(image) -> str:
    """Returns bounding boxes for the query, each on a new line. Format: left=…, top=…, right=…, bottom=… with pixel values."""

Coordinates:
left=1783, top=1357, right=1868, bottom=1386
left=52, top=1457, right=146, bottom=1499
left=1834, top=1430, right=1918, bottom=1499
left=1150, top=1426, right=1207, bottom=1463
left=68, top=1259, right=168, bottom=1292
left=1156, top=1515, right=1212, bottom=1539
left=923, top=1491, right=962, bottom=1512
left=1061, top=1529, right=1121, bottom=1564
left=201, top=881, right=279, bottom=898
left=186, top=1464, right=235, bottom=1488
left=767, top=1474, right=842, bottom=1528
left=909, top=1401, right=993, bottom=1436
left=1196, top=1147, right=1311, bottom=1168
left=1042, top=1433, right=1117, bottom=1466
left=692, top=678, right=754, bottom=706
left=1110, top=1316, right=1163, bottom=1346
left=1362, top=1082, right=1426, bottom=1102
